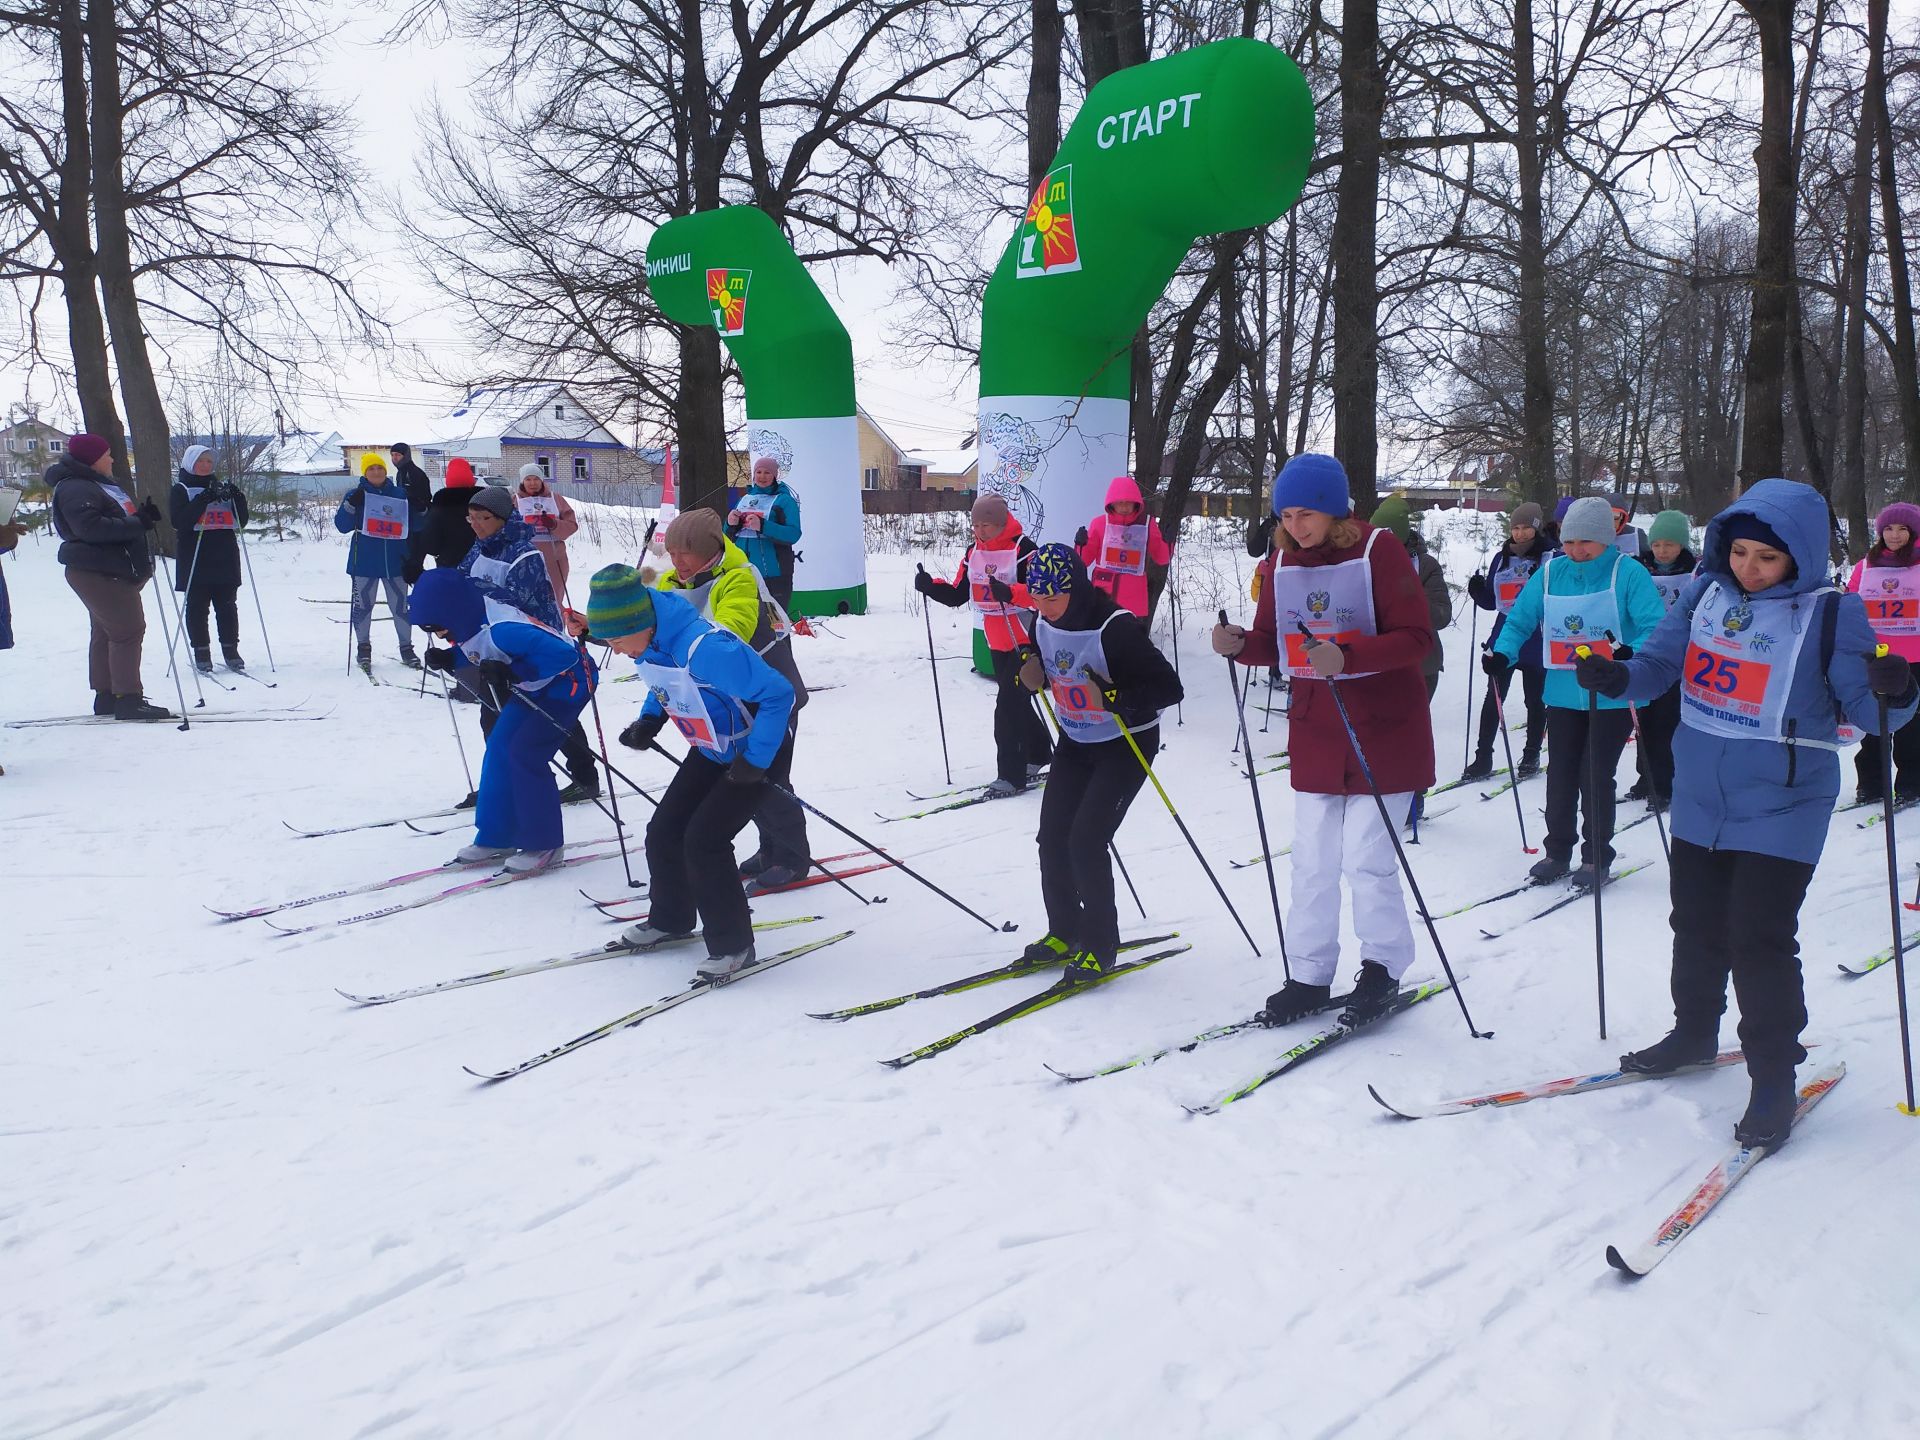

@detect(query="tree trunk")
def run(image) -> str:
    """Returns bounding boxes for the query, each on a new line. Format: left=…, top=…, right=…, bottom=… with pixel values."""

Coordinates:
left=1513, top=0, right=1557, bottom=506
left=1331, top=0, right=1383, bottom=510
left=1838, top=75, right=1873, bottom=546
left=53, top=0, right=122, bottom=451
left=87, top=0, right=173, bottom=540
left=674, top=0, right=728, bottom=518
left=1026, top=0, right=1063, bottom=190
left=1737, top=0, right=1797, bottom=487
left=1867, top=0, right=1920, bottom=502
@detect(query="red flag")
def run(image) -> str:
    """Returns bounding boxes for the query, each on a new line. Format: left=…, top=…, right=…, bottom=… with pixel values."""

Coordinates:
left=661, top=444, right=677, bottom=505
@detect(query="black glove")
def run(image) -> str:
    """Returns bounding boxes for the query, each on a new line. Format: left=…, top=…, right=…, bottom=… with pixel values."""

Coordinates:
left=1613, top=644, right=1634, bottom=662
left=1085, top=667, right=1123, bottom=711
left=1867, top=651, right=1915, bottom=700
left=401, top=562, right=423, bottom=586
left=422, top=646, right=458, bottom=672
left=987, top=574, right=1014, bottom=604
left=620, top=713, right=666, bottom=751
left=727, top=755, right=768, bottom=785
left=1075, top=526, right=1090, bottom=549
left=345, top=489, right=365, bottom=510
left=1466, top=573, right=1489, bottom=604
left=1573, top=651, right=1631, bottom=698
left=1480, top=650, right=1509, bottom=678
left=478, top=659, right=516, bottom=692
left=912, top=568, right=934, bottom=597
left=136, top=498, right=161, bottom=529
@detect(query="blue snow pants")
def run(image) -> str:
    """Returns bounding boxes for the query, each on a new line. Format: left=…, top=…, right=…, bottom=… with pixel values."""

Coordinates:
left=474, top=666, right=593, bottom=850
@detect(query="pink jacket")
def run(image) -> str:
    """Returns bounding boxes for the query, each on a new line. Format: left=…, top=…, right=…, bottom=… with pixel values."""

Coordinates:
left=1077, top=475, right=1172, bottom=617
left=1847, top=554, right=1920, bottom=662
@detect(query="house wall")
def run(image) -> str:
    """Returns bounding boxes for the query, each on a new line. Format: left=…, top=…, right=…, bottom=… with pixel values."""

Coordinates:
left=857, top=413, right=905, bottom=490
left=496, top=442, right=651, bottom=492
left=2, top=420, right=71, bottom=488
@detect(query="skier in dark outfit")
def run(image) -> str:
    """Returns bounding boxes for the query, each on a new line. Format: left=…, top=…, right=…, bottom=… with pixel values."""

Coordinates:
left=169, top=444, right=250, bottom=672
left=1573, top=479, right=1918, bottom=1146
left=1625, top=508, right=1697, bottom=808
left=1462, top=502, right=1554, bottom=781
left=1016, top=544, right=1184, bottom=976
left=389, top=442, right=434, bottom=513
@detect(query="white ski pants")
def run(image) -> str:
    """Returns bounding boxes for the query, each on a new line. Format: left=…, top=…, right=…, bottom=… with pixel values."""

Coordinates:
left=1287, top=790, right=1417, bottom=987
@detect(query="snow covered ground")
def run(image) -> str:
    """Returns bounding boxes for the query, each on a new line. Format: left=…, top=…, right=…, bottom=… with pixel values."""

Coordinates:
left=5, top=507, right=1919, bottom=1440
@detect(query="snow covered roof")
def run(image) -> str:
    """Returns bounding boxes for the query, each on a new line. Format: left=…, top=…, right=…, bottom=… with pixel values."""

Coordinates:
left=424, top=386, right=622, bottom=459
left=249, top=430, right=347, bottom=476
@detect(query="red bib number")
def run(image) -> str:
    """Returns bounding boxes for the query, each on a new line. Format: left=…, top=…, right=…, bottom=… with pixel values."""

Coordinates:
left=1049, top=675, right=1104, bottom=718
left=1548, top=636, right=1613, bottom=668
left=1683, top=644, right=1771, bottom=707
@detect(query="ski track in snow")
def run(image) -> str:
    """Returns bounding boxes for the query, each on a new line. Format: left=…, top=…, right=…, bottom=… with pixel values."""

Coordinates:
left=4, top=511, right=1919, bottom=1438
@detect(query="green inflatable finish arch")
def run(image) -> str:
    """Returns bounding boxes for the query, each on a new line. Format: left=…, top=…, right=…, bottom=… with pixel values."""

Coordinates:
left=977, top=39, right=1317, bottom=547
left=646, top=206, right=866, bottom=616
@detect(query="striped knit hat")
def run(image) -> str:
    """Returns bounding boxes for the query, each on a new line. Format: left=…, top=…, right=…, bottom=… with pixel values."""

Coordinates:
left=586, top=564, right=657, bottom=639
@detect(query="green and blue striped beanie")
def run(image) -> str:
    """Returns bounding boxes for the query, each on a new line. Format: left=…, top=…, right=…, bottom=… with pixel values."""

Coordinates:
left=586, top=564, right=657, bottom=639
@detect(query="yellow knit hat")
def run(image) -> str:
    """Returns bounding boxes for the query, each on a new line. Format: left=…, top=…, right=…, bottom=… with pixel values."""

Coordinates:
left=360, top=451, right=389, bottom=477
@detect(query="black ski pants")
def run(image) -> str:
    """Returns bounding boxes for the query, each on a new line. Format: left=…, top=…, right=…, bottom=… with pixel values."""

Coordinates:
left=1854, top=662, right=1920, bottom=797
left=472, top=669, right=599, bottom=788
left=1543, top=704, right=1633, bottom=866
left=1666, top=838, right=1813, bottom=1079
left=991, top=645, right=1053, bottom=786
left=1475, top=661, right=1545, bottom=763
left=1633, top=685, right=1681, bottom=800
left=645, top=751, right=765, bottom=955
left=184, top=581, right=241, bottom=650
left=1037, top=728, right=1154, bottom=964
left=750, top=718, right=810, bottom=870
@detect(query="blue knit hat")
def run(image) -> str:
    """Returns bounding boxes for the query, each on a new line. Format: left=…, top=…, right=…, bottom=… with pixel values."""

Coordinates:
left=1271, top=453, right=1352, bottom=519
left=586, top=564, right=657, bottom=639
left=1026, top=542, right=1084, bottom=597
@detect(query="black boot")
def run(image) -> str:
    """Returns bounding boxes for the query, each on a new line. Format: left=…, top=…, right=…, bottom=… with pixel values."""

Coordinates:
left=1260, top=979, right=1332, bottom=1025
left=1340, top=960, right=1400, bottom=1022
left=356, top=642, right=373, bottom=676
left=193, top=646, right=214, bottom=673
left=222, top=646, right=246, bottom=672
left=738, top=851, right=770, bottom=879
left=1461, top=752, right=1494, bottom=782
left=1734, top=1072, right=1798, bottom=1148
left=1529, top=854, right=1570, bottom=884
left=93, top=691, right=115, bottom=716
left=1516, top=748, right=1542, bottom=779
left=399, top=647, right=422, bottom=670
left=1619, top=1029, right=1719, bottom=1076
left=556, top=778, right=600, bottom=805
left=113, top=693, right=174, bottom=721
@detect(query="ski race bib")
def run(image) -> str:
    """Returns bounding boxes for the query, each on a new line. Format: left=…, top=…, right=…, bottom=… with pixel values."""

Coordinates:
left=635, top=661, right=722, bottom=755
left=361, top=491, right=409, bottom=541
left=99, top=483, right=136, bottom=516
left=1270, top=531, right=1381, bottom=681
left=1679, top=582, right=1814, bottom=742
left=516, top=493, right=560, bottom=535
left=1036, top=613, right=1126, bottom=744
left=1493, top=556, right=1536, bottom=615
left=1540, top=555, right=1622, bottom=670
left=1860, top=566, right=1920, bottom=638
left=197, top=503, right=237, bottom=532
left=967, top=548, right=1022, bottom=616
left=1097, top=522, right=1148, bottom=577
left=1651, top=569, right=1692, bottom=611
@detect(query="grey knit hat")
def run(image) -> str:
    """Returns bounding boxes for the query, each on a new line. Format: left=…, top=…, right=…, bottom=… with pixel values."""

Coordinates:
left=466, top=484, right=513, bottom=521
left=1559, top=496, right=1617, bottom=545
left=1509, top=502, right=1543, bottom=530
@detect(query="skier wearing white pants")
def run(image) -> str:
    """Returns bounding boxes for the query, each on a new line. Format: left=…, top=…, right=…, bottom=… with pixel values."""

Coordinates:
left=1211, top=453, right=1437, bottom=1022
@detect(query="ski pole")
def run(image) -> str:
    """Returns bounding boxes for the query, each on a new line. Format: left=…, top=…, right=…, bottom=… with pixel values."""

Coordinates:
left=165, top=528, right=205, bottom=681
left=1167, top=544, right=1184, bottom=726
left=345, top=575, right=357, bottom=675
left=1488, top=668, right=1537, bottom=854
left=1462, top=568, right=1482, bottom=777
left=435, top=668, right=475, bottom=797
left=1030, top=690, right=1146, bottom=922
left=1298, top=625, right=1490, bottom=1038
left=1873, top=656, right=1918, bottom=1115
left=145, top=566, right=192, bottom=729
left=917, top=563, right=954, bottom=785
left=558, top=573, right=640, bottom=888
left=161, top=555, right=214, bottom=702
left=1607, top=630, right=1669, bottom=863
left=1573, top=644, right=1609, bottom=1041
left=1108, top=706, right=1262, bottom=958
left=237, top=527, right=277, bottom=672
left=1221, top=608, right=1288, bottom=976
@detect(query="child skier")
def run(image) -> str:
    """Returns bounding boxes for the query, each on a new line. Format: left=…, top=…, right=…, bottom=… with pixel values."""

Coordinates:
left=169, top=444, right=250, bottom=672
left=588, top=566, right=797, bottom=980
left=1845, top=502, right=1920, bottom=803
left=334, top=453, right=419, bottom=672
left=1074, top=475, right=1172, bottom=618
left=1625, top=508, right=1697, bottom=809
left=1573, top=478, right=1918, bottom=1145
left=1462, top=502, right=1553, bottom=781
left=1485, top=496, right=1664, bottom=888
left=1210, top=453, right=1435, bottom=1022
left=411, top=569, right=596, bottom=875
left=1016, top=544, right=1183, bottom=976
left=913, top=494, right=1052, bottom=796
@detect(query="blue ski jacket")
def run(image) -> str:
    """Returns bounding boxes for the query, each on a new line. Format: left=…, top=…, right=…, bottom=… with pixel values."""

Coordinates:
left=634, top=586, right=795, bottom=768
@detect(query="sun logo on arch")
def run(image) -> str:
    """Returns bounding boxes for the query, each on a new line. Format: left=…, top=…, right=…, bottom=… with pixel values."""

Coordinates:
left=1016, top=165, right=1082, bottom=278
left=706, top=268, right=750, bottom=336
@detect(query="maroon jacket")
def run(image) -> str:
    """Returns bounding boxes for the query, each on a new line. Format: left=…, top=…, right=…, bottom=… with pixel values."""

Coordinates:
left=1238, top=524, right=1436, bottom=796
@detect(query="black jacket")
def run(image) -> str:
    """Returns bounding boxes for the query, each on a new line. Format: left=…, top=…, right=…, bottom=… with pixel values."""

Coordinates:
left=406, top=488, right=479, bottom=583
left=170, top=472, right=249, bottom=591
left=394, top=458, right=433, bottom=514
left=48, top=456, right=152, bottom=582
left=1039, top=572, right=1184, bottom=730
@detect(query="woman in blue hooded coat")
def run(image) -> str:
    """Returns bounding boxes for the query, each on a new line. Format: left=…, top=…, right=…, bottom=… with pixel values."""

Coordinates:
left=1573, top=478, right=1918, bottom=1146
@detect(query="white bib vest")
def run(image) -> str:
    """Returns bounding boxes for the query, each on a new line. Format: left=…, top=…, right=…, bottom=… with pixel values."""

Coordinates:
left=515, top=493, right=560, bottom=535
left=1270, top=530, right=1382, bottom=680
left=1034, top=611, right=1147, bottom=745
left=1540, top=553, right=1623, bottom=670
left=361, top=491, right=409, bottom=540
left=635, top=632, right=746, bottom=758
left=1491, top=552, right=1538, bottom=615
left=1858, top=564, right=1920, bottom=639
left=1680, top=581, right=1829, bottom=744
left=1096, top=522, right=1149, bottom=578
left=1651, top=569, right=1693, bottom=611
left=458, top=598, right=573, bottom=693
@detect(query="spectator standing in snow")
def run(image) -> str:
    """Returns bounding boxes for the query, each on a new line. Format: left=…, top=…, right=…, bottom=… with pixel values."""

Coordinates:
left=1572, top=478, right=1918, bottom=1147
left=1462, top=502, right=1553, bottom=782
left=1211, top=453, right=1434, bottom=1024
left=169, top=444, right=250, bottom=673
left=1845, top=501, right=1920, bottom=803
left=913, top=493, right=1052, bottom=797
left=47, top=432, right=171, bottom=719
left=515, top=464, right=579, bottom=602
left=726, top=456, right=803, bottom=607
left=1074, top=475, right=1171, bottom=618
left=334, top=452, right=419, bottom=673
left=389, top=442, right=433, bottom=513
left=0, top=508, right=19, bottom=767
left=407, top=457, right=482, bottom=583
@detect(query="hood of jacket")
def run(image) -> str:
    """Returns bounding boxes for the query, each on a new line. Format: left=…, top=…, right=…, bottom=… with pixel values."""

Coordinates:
left=1102, top=475, right=1144, bottom=511
left=474, top=514, right=537, bottom=560
left=47, top=454, right=108, bottom=488
left=409, top=568, right=487, bottom=641
left=1699, top=477, right=1828, bottom=600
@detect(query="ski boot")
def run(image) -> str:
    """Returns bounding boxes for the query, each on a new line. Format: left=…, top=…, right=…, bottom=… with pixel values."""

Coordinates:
left=1020, top=933, right=1073, bottom=967
left=1060, top=948, right=1110, bottom=982
left=737, top=851, right=770, bottom=880
left=1624, top=777, right=1650, bottom=802
left=112, top=694, right=173, bottom=721
left=1515, top=748, right=1542, bottom=780
left=399, top=646, right=422, bottom=670
left=1734, top=1072, right=1798, bottom=1148
left=1619, top=1029, right=1718, bottom=1076
left=1260, top=979, right=1332, bottom=1026
left=1339, top=961, right=1400, bottom=1023
left=619, top=920, right=695, bottom=950
left=1570, top=862, right=1610, bottom=890
left=1460, top=752, right=1494, bottom=782
left=503, top=848, right=557, bottom=875
left=1026, top=761, right=1048, bottom=784
left=92, top=691, right=115, bottom=716
left=983, top=778, right=1020, bottom=799
left=356, top=642, right=374, bottom=676
left=698, top=946, right=758, bottom=982
left=555, top=778, right=600, bottom=805
left=745, top=863, right=805, bottom=895
left=454, top=843, right=515, bottom=865
left=223, top=647, right=247, bottom=672
left=193, top=645, right=214, bottom=674
left=1528, top=854, right=1571, bottom=884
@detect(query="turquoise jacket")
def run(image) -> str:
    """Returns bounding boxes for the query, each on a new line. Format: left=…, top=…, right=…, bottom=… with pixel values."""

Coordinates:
left=1492, top=545, right=1665, bottom=711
